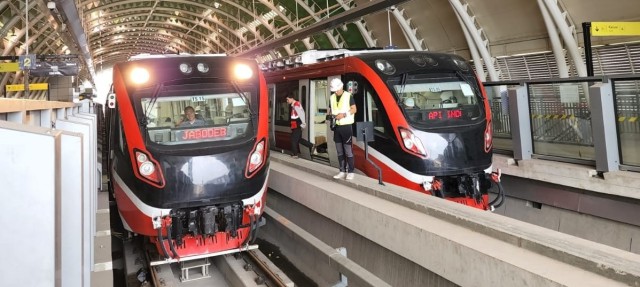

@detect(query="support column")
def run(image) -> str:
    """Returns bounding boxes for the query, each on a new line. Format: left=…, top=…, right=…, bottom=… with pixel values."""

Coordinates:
left=508, top=85, right=532, bottom=160
left=589, top=82, right=619, bottom=172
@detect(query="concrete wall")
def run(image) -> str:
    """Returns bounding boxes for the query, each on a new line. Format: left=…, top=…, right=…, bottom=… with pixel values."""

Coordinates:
left=494, top=196, right=640, bottom=254
left=264, top=190, right=457, bottom=287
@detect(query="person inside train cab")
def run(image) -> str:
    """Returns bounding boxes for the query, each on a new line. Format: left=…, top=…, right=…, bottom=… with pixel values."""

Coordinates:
left=286, top=94, right=314, bottom=159
left=403, top=97, right=418, bottom=109
left=440, top=91, right=459, bottom=108
left=329, top=78, right=357, bottom=180
left=178, top=106, right=205, bottom=127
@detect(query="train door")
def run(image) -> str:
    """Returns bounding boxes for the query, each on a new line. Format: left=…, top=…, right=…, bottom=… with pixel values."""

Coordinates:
left=297, top=79, right=313, bottom=159
left=272, top=81, right=295, bottom=152
left=309, top=79, right=329, bottom=162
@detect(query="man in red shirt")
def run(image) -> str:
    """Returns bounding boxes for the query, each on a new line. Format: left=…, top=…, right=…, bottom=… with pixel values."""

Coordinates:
left=287, top=94, right=314, bottom=158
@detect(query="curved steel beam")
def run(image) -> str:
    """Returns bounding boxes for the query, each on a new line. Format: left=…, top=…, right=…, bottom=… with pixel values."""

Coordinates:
left=337, top=0, right=376, bottom=48
left=449, top=0, right=499, bottom=81
left=391, top=6, right=424, bottom=50
left=537, top=0, right=569, bottom=77
left=238, top=0, right=411, bottom=57
left=89, top=27, right=224, bottom=54
left=90, top=20, right=232, bottom=54
left=541, top=0, right=585, bottom=76
left=85, top=6, right=257, bottom=44
left=95, top=38, right=195, bottom=56
left=84, top=0, right=274, bottom=41
left=52, top=0, right=96, bottom=83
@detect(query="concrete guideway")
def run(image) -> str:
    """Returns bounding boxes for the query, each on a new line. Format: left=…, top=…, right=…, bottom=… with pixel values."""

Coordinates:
left=268, top=153, right=640, bottom=286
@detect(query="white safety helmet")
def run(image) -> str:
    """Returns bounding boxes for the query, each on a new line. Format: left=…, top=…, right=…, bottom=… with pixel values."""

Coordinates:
left=329, top=78, right=344, bottom=92
left=404, top=98, right=415, bottom=108
left=440, top=91, right=453, bottom=101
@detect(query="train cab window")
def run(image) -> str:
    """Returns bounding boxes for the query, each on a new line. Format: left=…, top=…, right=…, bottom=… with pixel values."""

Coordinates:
left=390, top=72, right=484, bottom=128
left=135, top=83, right=254, bottom=145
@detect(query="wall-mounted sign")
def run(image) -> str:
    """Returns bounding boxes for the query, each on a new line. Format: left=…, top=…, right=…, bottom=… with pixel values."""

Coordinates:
left=19, top=54, right=36, bottom=70
left=5, top=83, right=49, bottom=92
left=591, top=22, right=640, bottom=36
left=0, top=62, right=20, bottom=72
left=30, top=61, right=79, bottom=77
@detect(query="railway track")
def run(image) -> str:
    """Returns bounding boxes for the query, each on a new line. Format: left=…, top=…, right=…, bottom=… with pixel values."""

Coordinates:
left=124, top=238, right=294, bottom=287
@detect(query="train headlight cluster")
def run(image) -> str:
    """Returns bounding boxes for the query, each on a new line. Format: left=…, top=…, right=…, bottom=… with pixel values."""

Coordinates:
left=375, top=59, right=396, bottom=75
left=139, top=162, right=155, bottom=176
left=179, top=63, right=193, bottom=74
left=410, top=55, right=438, bottom=67
left=179, top=62, right=211, bottom=74
left=197, top=63, right=209, bottom=73
left=484, top=122, right=493, bottom=152
left=233, top=63, right=253, bottom=80
left=453, top=58, right=470, bottom=71
left=134, top=150, right=164, bottom=187
left=399, top=127, right=428, bottom=158
left=131, top=67, right=150, bottom=84
left=246, top=139, right=266, bottom=177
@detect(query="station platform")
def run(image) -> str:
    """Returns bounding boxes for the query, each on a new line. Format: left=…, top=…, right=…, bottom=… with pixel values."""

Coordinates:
left=265, top=152, right=640, bottom=286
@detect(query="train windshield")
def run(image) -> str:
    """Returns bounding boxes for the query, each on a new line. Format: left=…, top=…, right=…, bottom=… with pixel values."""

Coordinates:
left=137, top=83, right=254, bottom=145
left=389, top=72, right=484, bottom=128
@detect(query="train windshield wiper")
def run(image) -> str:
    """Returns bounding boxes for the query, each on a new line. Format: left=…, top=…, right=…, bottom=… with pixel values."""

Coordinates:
left=397, top=72, right=408, bottom=104
left=230, top=81, right=255, bottom=117
left=140, top=83, right=165, bottom=144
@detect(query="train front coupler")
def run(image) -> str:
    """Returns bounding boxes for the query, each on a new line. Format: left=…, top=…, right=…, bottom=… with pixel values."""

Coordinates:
left=486, top=168, right=505, bottom=211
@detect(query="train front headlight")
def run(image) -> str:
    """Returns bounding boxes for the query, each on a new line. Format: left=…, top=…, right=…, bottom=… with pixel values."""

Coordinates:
left=131, top=67, right=149, bottom=84
left=484, top=121, right=493, bottom=152
left=139, top=162, right=155, bottom=176
left=134, top=150, right=165, bottom=188
left=233, top=63, right=253, bottom=80
left=179, top=63, right=193, bottom=74
left=246, top=139, right=266, bottom=177
left=399, top=127, right=428, bottom=158
left=197, top=62, right=209, bottom=73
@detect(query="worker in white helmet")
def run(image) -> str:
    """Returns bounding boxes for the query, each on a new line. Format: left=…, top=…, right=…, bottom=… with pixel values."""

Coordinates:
left=329, top=78, right=357, bottom=180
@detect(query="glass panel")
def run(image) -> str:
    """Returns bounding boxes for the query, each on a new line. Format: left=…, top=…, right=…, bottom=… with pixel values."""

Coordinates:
left=367, top=91, right=385, bottom=134
left=139, top=86, right=252, bottom=145
left=614, top=79, right=640, bottom=167
left=389, top=72, right=484, bottom=129
left=485, top=85, right=512, bottom=151
left=274, top=81, right=298, bottom=125
left=528, top=82, right=594, bottom=160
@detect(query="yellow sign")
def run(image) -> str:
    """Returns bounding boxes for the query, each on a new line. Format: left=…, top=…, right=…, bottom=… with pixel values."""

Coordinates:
left=5, top=83, right=49, bottom=92
left=591, top=22, right=640, bottom=36
left=0, top=62, right=19, bottom=72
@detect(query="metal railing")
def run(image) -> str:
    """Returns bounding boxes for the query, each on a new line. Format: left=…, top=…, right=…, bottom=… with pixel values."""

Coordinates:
left=485, top=74, right=640, bottom=172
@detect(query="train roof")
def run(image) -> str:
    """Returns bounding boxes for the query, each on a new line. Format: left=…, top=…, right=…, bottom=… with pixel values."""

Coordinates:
left=128, top=53, right=228, bottom=61
left=261, top=49, right=471, bottom=75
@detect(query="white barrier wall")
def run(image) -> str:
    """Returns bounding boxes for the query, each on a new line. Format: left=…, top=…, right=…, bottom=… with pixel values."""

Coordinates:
left=0, top=121, right=60, bottom=286
left=55, top=119, right=94, bottom=287
left=0, top=99, right=99, bottom=287
left=60, top=132, right=84, bottom=287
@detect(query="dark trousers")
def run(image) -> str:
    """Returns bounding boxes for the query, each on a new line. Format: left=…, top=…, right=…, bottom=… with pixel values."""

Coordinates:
left=333, top=124, right=355, bottom=172
left=291, top=127, right=313, bottom=155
